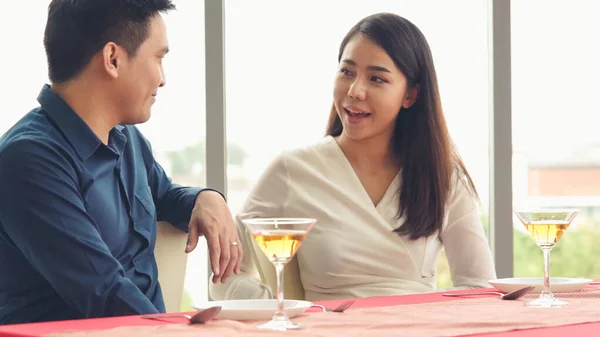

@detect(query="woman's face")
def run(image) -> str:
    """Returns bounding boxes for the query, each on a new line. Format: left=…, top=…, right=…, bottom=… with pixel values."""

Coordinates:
left=333, top=33, right=417, bottom=143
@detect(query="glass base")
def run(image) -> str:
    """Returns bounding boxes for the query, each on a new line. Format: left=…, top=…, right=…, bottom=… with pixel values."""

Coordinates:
left=257, top=318, right=304, bottom=331
left=526, top=292, right=568, bottom=308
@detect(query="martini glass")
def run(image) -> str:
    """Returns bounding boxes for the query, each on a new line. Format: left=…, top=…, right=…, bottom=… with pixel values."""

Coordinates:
left=514, top=209, right=578, bottom=308
left=240, top=217, right=316, bottom=331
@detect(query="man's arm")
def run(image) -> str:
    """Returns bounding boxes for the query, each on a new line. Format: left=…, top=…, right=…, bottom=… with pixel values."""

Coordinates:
left=147, top=158, right=213, bottom=232
left=132, top=126, right=224, bottom=232
left=0, top=140, right=159, bottom=318
left=133, top=127, right=240, bottom=283
left=147, top=159, right=240, bottom=282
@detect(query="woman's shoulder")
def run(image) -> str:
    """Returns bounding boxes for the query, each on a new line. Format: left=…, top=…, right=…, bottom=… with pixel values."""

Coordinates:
left=276, top=136, right=339, bottom=163
left=448, top=164, right=477, bottom=199
left=262, top=136, right=344, bottom=183
left=444, top=164, right=480, bottom=223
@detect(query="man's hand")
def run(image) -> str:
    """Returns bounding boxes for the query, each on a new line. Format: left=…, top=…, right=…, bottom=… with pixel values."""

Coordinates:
left=185, top=190, right=242, bottom=283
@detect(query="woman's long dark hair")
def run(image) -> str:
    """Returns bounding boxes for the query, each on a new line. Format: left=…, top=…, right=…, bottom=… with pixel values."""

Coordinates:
left=326, top=13, right=478, bottom=240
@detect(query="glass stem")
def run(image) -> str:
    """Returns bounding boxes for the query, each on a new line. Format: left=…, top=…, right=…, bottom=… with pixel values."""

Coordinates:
left=542, top=247, right=552, bottom=294
left=274, top=262, right=287, bottom=319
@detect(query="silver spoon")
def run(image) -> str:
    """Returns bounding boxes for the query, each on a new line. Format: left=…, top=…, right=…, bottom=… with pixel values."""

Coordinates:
left=141, top=306, right=222, bottom=324
left=442, top=286, right=535, bottom=300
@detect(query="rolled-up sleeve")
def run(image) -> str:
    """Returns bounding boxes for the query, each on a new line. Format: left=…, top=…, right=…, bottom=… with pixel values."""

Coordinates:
left=0, top=140, right=159, bottom=318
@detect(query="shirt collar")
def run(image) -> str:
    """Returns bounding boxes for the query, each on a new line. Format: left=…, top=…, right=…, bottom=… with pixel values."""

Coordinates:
left=37, top=84, right=126, bottom=161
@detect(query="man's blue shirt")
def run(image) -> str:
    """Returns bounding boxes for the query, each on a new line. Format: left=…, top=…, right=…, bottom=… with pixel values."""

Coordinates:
left=0, top=85, right=204, bottom=324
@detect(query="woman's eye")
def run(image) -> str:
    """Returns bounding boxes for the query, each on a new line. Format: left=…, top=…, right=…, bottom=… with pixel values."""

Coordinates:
left=340, top=67, right=353, bottom=76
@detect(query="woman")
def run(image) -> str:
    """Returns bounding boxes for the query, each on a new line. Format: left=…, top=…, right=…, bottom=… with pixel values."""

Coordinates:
left=210, top=12, right=496, bottom=301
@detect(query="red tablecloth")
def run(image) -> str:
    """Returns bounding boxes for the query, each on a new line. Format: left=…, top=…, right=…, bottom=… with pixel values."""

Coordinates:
left=1, top=288, right=599, bottom=337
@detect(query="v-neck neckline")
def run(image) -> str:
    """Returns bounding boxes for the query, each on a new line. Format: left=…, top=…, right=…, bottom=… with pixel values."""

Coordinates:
left=327, top=136, right=400, bottom=210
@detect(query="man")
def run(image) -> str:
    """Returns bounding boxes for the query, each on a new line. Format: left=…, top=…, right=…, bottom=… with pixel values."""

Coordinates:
left=0, top=0, right=242, bottom=324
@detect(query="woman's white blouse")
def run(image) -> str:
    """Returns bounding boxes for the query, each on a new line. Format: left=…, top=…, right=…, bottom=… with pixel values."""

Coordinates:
left=209, top=136, right=496, bottom=301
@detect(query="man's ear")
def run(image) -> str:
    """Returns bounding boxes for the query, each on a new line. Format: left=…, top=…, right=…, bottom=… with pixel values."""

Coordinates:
left=101, top=42, right=122, bottom=79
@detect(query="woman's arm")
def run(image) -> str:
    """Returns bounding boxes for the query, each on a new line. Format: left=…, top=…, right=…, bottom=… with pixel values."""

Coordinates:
left=209, top=153, right=291, bottom=300
left=440, top=174, right=497, bottom=289
left=208, top=217, right=273, bottom=299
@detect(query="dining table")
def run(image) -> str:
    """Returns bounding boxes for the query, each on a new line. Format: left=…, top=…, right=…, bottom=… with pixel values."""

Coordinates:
left=1, top=283, right=599, bottom=337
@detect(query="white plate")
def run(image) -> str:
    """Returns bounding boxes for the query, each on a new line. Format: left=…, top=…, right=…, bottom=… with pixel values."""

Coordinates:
left=489, top=277, right=592, bottom=293
left=192, top=299, right=313, bottom=321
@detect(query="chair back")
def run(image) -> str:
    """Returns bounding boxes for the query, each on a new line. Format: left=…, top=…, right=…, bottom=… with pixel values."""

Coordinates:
left=155, top=221, right=189, bottom=312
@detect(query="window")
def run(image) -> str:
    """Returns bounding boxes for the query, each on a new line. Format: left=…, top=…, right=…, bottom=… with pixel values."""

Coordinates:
left=512, top=0, right=600, bottom=278
left=1, top=2, right=50, bottom=134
